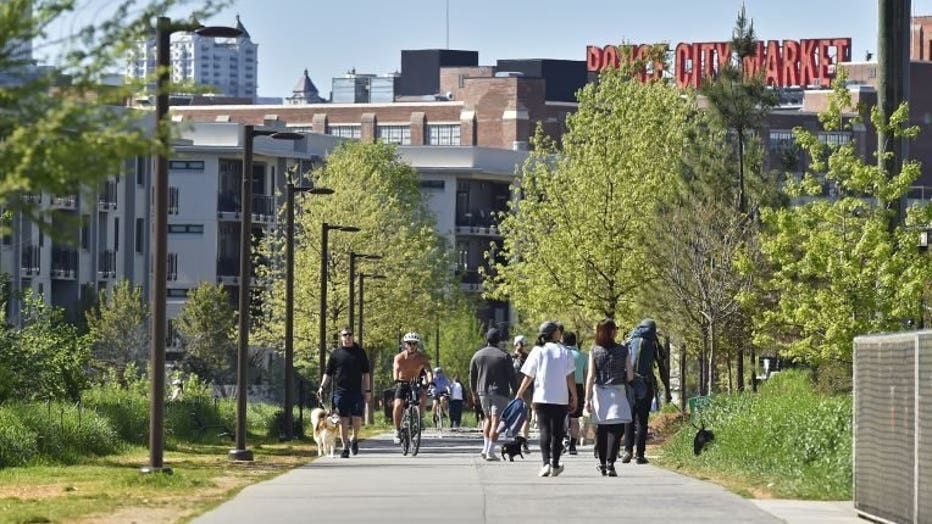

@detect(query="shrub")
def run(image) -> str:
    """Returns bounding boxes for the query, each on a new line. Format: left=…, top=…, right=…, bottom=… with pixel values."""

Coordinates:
left=0, top=408, right=38, bottom=468
left=5, top=402, right=122, bottom=463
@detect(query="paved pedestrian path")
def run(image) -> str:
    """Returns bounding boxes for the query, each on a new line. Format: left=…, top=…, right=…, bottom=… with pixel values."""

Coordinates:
left=194, top=430, right=858, bottom=524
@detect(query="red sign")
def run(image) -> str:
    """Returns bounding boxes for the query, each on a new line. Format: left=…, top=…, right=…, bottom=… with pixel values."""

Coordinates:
left=586, top=38, right=852, bottom=88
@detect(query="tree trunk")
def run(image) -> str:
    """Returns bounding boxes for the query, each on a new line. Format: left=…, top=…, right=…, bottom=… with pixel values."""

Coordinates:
left=708, top=319, right=717, bottom=393
left=750, top=346, right=758, bottom=392
left=680, top=342, right=687, bottom=411
left=726, top=349, right=733, bottom=393
left=736, top=130, right=746, bottom=392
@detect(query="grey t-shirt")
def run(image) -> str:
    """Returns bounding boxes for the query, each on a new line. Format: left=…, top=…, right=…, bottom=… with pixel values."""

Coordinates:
left=469, top=345, right=518, bottom=397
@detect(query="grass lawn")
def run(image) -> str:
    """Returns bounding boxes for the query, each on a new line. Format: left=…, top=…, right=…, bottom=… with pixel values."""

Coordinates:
left=0, top=426, right=389, bottom=524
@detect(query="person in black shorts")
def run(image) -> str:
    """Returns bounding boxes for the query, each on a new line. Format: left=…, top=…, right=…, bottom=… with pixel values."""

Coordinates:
left=564, top=331, right=588, bottom=455
left=318, top=326, right=371, bottom=458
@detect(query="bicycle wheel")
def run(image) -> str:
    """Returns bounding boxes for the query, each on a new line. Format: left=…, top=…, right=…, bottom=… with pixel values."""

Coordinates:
left=401, top=410, right=410, bottom=456
left=436, top=405, right=443, bottom=434
left=410, top=406, right=422, bottom=456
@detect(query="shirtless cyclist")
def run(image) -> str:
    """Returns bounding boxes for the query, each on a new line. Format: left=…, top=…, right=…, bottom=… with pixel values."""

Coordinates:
left=393, top=332, right=432, bottom=444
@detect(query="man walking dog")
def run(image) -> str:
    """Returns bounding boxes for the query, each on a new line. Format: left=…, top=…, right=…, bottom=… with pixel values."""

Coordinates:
left=470, top=328, right=518, bottom=461
left=318, top=326, right=371, bottom=458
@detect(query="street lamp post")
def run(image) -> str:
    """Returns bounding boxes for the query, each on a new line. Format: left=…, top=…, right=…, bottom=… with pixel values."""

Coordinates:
left=143, top=17, right=241, bottom=475
left=284, top=182, right=333, bottom=440
left=358, top=272, right=386, bottom=424
left=348, top=252, right=382, bottom=333
left=230, top=126, right=304, bottom=461
left=319, top=223, right=360, bottom=379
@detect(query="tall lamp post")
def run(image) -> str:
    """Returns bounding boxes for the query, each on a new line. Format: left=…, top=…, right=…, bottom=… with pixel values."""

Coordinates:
left=284, top=181, right=333, bottom=440
left=319, top=223, right=360, bottom=378
left=230, top=125, right=304, bottom=461
left=143, top=17, right=241, bottom=475
left=348, top=252, right=382, bottom=333
left=358, top=272, right=386, bottom=424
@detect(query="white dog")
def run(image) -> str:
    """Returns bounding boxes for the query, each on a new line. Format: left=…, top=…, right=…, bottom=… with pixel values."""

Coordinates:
left=311, top=407, right=341, bottom=458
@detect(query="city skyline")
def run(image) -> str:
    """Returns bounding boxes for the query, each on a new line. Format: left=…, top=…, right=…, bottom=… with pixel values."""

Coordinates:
left=40, top=0, right=932, bottom=99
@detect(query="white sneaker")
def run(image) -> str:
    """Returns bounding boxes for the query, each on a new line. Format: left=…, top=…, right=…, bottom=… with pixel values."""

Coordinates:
left=485, top=453, right=501, bottom=462
left=480, top=451, right=487, bottom=460
left=550, top=464, right=565, bottom=477
left=392, top=431, right=401, bottom=445
left=538, top=464, right=551, bottom=477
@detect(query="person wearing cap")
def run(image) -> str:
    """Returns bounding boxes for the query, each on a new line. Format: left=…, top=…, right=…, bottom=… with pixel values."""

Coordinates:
left=515, top=321, right=577, bottom=478
left=563, top=331, right=588, bottom=455
left=318, top=326, right=371, bottom=458
left=469, top=328, right=518, bottom=461
left=429, top=366, right=451, bottom=433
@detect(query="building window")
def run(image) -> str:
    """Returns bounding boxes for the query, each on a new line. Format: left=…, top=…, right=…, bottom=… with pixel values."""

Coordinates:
left=167, top=253, right=178, bottom=281
left=769, top=130, right=795, bottom=152
left=419, top=180, right=445, bottom=190
left=167, top=318, right=181, bottom=348
left=136, top=157, right=145, bottom=186
left=168, top=224, right=204, bottom=234
left=427, top=124, right=461, bottom=146
left=113, top=217, right=119, bottom=251
left=327, top=125, right=361, bottom=139
left=377, top=125, right=411, bottom=145
left=817, top=132, right=851, bottom=147
left=169, top=160, right=205, bottom=171
left=167, top=288, right=188, bottom=298
left=169, top=186, right=179, bottom=215
left=81, top=215, right=90, bottom=250
left=135, top=218, right=144, bottom=254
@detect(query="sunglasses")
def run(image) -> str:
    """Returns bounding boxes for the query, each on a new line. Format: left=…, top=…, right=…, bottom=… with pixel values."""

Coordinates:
left=340, top=332, right=353, bottom=337
left=405, top=341, right=418, bottom=346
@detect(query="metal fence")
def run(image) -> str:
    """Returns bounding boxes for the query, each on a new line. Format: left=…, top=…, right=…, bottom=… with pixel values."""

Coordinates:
left=854, top=331, right=932, bottom=524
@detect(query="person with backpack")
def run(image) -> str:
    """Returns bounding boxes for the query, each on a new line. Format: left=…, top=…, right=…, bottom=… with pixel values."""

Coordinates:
left=622, top=318, right=665, bottom=464
left=515, top=321, right=577, bottom=478
left=585, top=319, right=632, bottom=476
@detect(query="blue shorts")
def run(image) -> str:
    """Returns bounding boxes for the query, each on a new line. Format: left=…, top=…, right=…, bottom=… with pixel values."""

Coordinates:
left=333, top=390, right=364, bottom=418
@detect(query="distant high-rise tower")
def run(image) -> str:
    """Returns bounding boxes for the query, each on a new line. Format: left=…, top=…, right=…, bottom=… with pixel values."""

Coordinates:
left=126, top=14, right=258, bottom=100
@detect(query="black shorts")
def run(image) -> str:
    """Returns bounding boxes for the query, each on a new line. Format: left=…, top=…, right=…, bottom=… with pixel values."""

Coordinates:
left=569, top=383, right=585, bottom=418
left=333, top=390, right=364, bottom=418
left=394, top=381, right=417, bottom=401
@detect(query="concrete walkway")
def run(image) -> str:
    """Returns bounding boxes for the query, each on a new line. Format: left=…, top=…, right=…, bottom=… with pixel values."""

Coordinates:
left=194, top=430, right=859, bottom=524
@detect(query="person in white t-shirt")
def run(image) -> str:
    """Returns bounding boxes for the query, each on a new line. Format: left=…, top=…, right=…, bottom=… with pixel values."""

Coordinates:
left=514, top=321, right=577, bottom=478
left=449, top=376, right=465, bottom=428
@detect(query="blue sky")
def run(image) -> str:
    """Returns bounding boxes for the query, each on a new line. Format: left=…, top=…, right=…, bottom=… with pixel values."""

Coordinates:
left=42, top=0, right=932, bottom=98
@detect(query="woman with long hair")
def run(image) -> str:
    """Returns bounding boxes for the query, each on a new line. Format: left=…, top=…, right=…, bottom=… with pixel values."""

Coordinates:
left=515, top=321, right=577, bottom=478
left=584, top=318, right=633, bottom=476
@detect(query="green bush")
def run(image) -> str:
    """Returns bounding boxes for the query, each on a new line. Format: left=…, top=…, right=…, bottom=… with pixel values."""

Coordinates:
left=5, top=402, right=122, bottom=464
left=660, top=369, right=851, bottom=499
left=83, top=385, right=150, bottom=444
left=0, top=408, right=39, bottom=467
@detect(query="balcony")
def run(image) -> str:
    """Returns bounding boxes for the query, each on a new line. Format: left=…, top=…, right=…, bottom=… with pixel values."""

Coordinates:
left=21, top=193, right=41, bottom=205
left=21, top=245, right=39, bottom=276
left=458, top=270, right=484, bottom=293
left=98, top=181, right=117, bottom=211
left=51, top=248, right=77, bottom=280
left=217, top=191, right=277, bottom=223
left=98, top=250, right=116, bottom=279
left=51, top=195, right=78, bottom=210
left=455, top=211, right=501, bottom=238
left=216, top=256, right=260, bottom=286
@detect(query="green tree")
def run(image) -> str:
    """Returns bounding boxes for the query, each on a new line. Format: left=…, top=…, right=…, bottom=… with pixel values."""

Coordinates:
left=698, top=4, right=778, bottom=390
left=0, top=0, right=225, bottom=232
left=255, top=141, right=453, bottom=380
left=756, top=72, right=930, bottom=365
left=85, top=279, right=148, bottom=377
left=0, top=290, right=89, bottom=402
left=485, top=68, right=693, bottom=324
left=176, top=283, right=236, bottom=385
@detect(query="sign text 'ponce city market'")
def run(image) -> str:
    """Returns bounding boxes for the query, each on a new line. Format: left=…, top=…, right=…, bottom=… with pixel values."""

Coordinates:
left=586, top=38, right=852, bottom=89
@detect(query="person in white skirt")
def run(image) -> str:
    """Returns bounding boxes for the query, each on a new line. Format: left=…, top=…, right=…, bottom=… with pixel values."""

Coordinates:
left=584, top=318, right=633, bottom=477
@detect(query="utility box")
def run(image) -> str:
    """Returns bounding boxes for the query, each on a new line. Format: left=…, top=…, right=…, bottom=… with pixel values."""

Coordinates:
left=853, top=331, right=932, bottom=524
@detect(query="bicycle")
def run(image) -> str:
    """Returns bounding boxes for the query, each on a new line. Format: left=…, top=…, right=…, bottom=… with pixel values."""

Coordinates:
left=432, top=392, right=449, bottom=437
left=398, top=380, right=423, bottom=456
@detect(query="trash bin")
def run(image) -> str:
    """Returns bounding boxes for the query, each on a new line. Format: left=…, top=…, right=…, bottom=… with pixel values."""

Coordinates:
left=382, top=388, right=394, bottom=421
left=687, top=395, right=710, bottom=423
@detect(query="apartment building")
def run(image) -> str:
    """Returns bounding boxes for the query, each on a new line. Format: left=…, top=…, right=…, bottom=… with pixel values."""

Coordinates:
left=127, top=15, right=259, bottom=100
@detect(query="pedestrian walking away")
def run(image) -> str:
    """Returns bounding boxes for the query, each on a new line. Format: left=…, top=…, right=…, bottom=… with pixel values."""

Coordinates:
left=449, top=375, right=465, bottom=428
left=622, top=318, right=667, bottom=464
left=515, top=321, right=576, bottom=478
left=585, top=318, right=633, bottom=476
left=564, top=331, right=587, bottom=455
left=392, top=332, right=432, bottom=445
left=469, top=328, right=518, bottom=461
left=318, top=326, right=371, bottom=458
